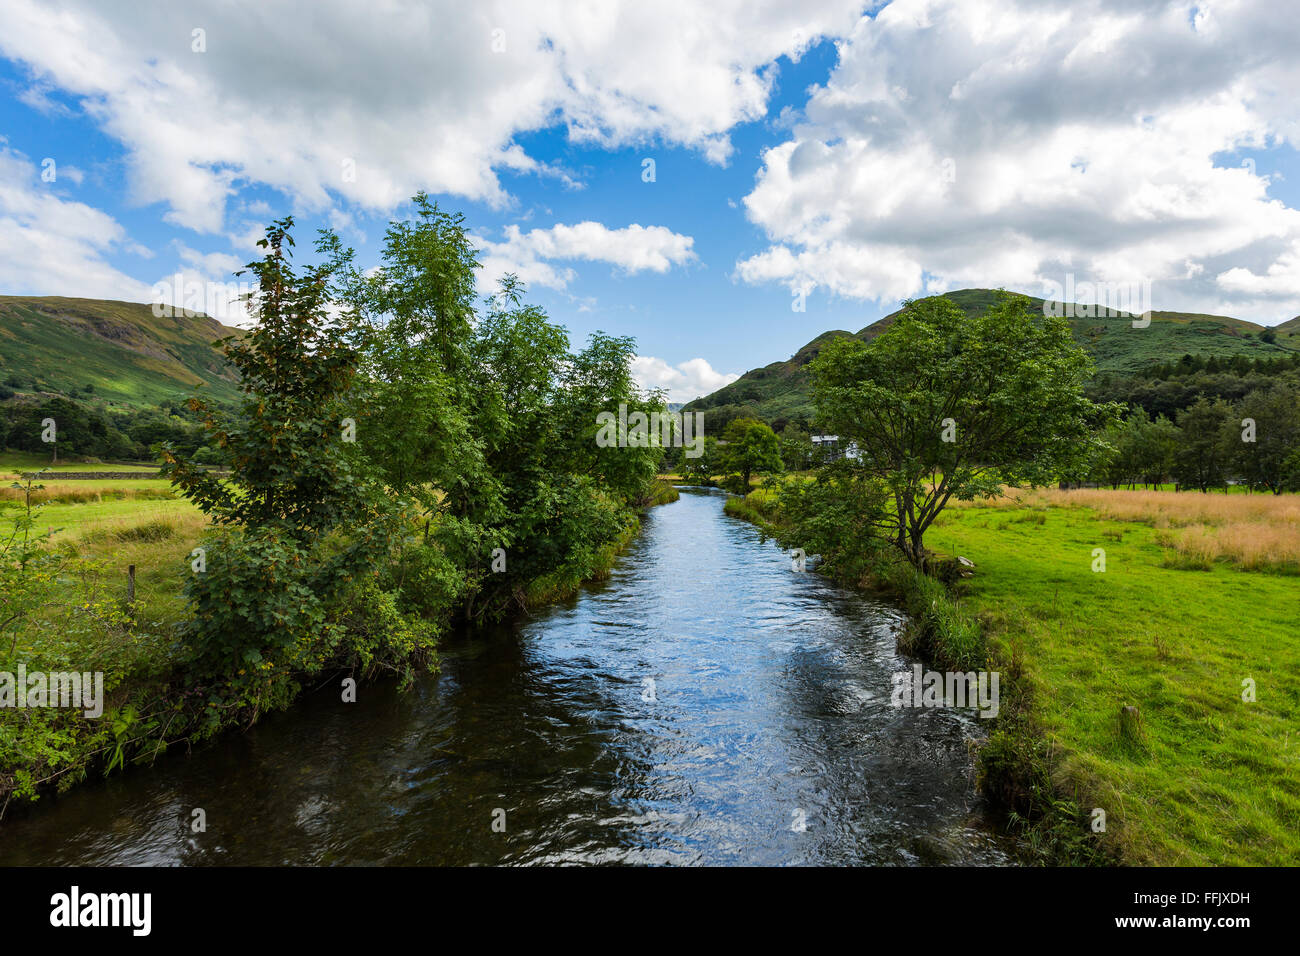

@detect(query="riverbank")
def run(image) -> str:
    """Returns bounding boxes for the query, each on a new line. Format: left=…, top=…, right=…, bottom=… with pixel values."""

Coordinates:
left=0, top=460, right=681, bottom=817
left=0, top=485, right=1014, bottom=865
left=724, top=483, right=1299, bottom=865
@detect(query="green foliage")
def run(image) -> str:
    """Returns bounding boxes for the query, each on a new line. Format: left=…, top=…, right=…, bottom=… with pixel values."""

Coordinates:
left=1233, top=384, right=1300, bottom=493
left=162, top=217, right=424, bottom=693
left=163, top=218, right=375, bottom=540
left=766, top=468, right=888, bottom=583
left=680, top=435, right=719, bottom=484
left=642, top=479, right=680, bottom=506
left=719, top=417, right=783, bottom=491
left=338, top=194, right=488, bottom=523
left=0, top=476, right=63, bottom=656
left=0, top=476, right=143, bottom=804
left=560, top=331, right=668, bottom=503
left=1087, top=407, right=1180, bottom=488
left=328, top=200, right=665, bottom=622
left=180, top=525, right=327, bottom=678
left=1171, top=397, right=1233, bottom=492
left=811, top=292, right=1119, bottom=565
left=778, top=424, right=815, bottom=471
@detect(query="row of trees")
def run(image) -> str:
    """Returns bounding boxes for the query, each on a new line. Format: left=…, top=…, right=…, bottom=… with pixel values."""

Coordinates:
left=664, top=416, right=787, bottom=490
left=1145, top=349, right=1298, bottom=379
left=1089, top=365, right=1298, bottom=422
left=162, top=196, right=668, bottom=717
left=0, top=396, right=216, bottom=463
left=1085, top=387, right=1300, bottom=493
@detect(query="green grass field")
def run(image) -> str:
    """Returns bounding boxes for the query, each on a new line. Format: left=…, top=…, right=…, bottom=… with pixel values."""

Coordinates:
left=0, top=451, right=161, bottom=475
left=930, top=497, right=1300, bottom=865
left=1, top=452, right=204, bottom=628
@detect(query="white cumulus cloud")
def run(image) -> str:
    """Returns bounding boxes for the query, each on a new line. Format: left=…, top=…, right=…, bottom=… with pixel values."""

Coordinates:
left=0, top=0, right=866, bottom=233
left=631, top=355, right=739, bottom=403
left=734, top=0, right=1300, bottom=324
left=0, top=147, right=155, bottom=301
left=476, top=221, right=696, bottom=291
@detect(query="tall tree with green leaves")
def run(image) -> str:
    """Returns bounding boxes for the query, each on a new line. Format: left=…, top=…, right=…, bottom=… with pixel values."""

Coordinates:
left=331, top=194, right=490, bottom=527
left=163, top=218, right=373, bottom=540
left=681, top=435, right=719, bottom=484
left=163, top=219, right=416, bottom=685
left=720, top=417, right=783, bottom=490
left=1172, top=397, right=1233, bottom=492
left=779, top=424, right=815, bottom=472
left=1233, top=385, right=1300, bottom=494
left=811, top=292, right=1117, bottom=567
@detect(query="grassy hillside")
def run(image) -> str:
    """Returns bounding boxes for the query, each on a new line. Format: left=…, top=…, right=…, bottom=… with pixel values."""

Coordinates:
left=690, top=288, right=1298, bottom=427
left=0, top=295, right=242, bottom=408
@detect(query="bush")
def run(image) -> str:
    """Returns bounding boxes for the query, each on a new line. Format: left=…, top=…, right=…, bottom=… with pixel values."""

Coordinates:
left=181, top=516, right=444, bottom=723
left=389, top=536, right=470, bottom=622
left=768, top=469, right=888, bottom=584
left=327, top=578, right=440, bottom=686
left=181, top=526, right=328, bottom=681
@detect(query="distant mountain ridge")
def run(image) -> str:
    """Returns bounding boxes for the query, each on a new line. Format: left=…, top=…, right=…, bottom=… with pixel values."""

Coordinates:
left=686, top=288, right=1300, bottom=427
left=0, top=295, right=242, bottom=408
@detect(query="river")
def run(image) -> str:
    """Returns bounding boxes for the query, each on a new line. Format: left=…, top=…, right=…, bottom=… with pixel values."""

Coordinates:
left=0, top=486, right=1013, bottom=865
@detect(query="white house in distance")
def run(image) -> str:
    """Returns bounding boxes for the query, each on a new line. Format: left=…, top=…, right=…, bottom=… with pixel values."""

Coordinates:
left=810, top=434, right=861, bottom=462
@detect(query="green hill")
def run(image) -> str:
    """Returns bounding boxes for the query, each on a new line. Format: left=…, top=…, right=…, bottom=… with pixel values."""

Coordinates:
left=688, top=288, right=1298, bottom=427
left=0, top=296, right=241, bottom=408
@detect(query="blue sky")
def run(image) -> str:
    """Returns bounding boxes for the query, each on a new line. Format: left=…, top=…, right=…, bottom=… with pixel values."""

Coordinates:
left=3, top=1, right=1300, bottom=401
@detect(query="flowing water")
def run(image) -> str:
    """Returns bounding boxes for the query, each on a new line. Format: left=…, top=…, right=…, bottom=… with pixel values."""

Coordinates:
left=0, top=487, right=1013, bottom=865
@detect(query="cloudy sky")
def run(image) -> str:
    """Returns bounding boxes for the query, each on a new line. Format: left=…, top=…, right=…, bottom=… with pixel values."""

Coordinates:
left=2, top=0, right=1299, bottom=401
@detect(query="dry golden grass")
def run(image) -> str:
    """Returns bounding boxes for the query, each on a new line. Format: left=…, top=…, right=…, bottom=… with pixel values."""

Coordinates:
left=72, top=508, right=208, bottom=545
left=954, top=486, right=1300, bottom=571
left=0, top=482, right=176, bottom=506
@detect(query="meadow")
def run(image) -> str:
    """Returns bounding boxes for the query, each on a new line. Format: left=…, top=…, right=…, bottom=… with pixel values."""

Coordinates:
left=930, top=488, right=1300, bottom=864
left=1, top=453, right=203, bottom=630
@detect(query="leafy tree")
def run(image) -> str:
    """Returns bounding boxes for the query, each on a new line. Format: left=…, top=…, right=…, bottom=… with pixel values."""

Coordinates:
left=720, top=418, right=783, bottom=490
left=1172, top=397, right=1234, bottom=492
left=328, top=196, right=664, bottom=622
left=779, top=424, right=815, bottom=472
left=334, top=194, right=486, bottom=523
left=163, top=218, right=374, bottom=539
left=1233, top=385, right=1300, bottom=494
left=1097, top=408, right=1181, bottom=489
left=557, top=331, right=667, bottom=502
left=1134, top=412, right=1180, bottom=487
left=811, top=292, right=1117, bottom=567
left=769, top=462, right=887, bottom=583
left=163, top=218, right=407, bottom=687
left=681, top=435, right=719, bottom=484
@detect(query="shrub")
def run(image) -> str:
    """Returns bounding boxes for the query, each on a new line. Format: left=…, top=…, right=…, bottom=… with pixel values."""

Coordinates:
left=181, top=525, right=329, bottom=680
